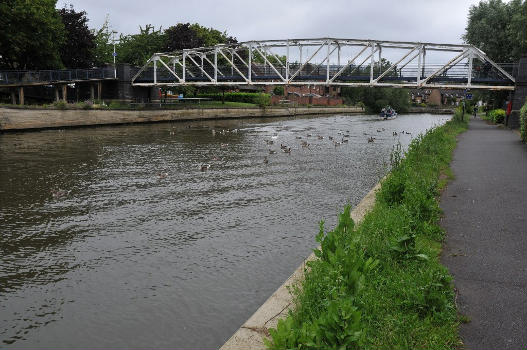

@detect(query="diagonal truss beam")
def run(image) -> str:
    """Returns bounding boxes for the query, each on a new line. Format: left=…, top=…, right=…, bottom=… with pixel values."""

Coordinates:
left=253, top=45, right=286, bottom=81
left=132, top=37, right=516, bottom=90
left=374, top=45, right=420, bottom=83
left=185, top=53, right=214, bottom=82
left=288, top=40, right=327, bottom=82
left=218, top=47, right=249, bottom=81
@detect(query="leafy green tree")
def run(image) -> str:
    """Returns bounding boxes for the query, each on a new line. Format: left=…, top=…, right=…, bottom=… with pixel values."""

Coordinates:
left=164, top=23, right=204, bottom=51
left=92, top=15, right=114, bottom=66
left=58, top=5, right=96, bottom=68
left=507, top=0, right=527, bottom=61
left=463, top=0, right=526, bottom=62
left=0, top=0, right=64, bottom=69
left=116, top=24, right=166, bottom=66
left=164, top=23, right=237, bottom=52
left=341, top=86, right=410, bottom=113
left=189, top=23, right=237, bottom=46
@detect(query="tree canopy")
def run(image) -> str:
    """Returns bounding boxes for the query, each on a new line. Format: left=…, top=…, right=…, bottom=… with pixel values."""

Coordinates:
left=0, top=0, right=64, bottom=69
left=116, top=25, right=166, bottom=66
left=58, top=5, right=96, bottom=68
left=463, top=0, right=526, bottom=62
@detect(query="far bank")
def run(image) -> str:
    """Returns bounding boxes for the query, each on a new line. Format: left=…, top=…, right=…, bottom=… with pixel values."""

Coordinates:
left=0, top=106, right=362, bottom=131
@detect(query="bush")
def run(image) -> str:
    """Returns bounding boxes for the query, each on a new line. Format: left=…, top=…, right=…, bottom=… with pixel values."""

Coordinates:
left=254, top=93, right=271, bottom=107
left=108, top=101, right=129, bottom=109
left=53, top=100, right=67, bottom=110
left=80, top=100, right=93, bottom=110
left=521, top=101, right=527, bottom=142
left=488, top=109, right=506, bottom=124
left=196, top=92, right=261, bottom=104
left=273, top=86, right=284, bottom=96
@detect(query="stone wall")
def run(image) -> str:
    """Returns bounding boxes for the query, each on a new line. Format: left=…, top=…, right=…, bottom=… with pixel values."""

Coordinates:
left=0, top=106, right=362, bottom=131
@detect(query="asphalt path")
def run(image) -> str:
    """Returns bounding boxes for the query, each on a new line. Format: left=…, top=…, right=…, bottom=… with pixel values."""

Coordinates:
left=440, top=118, right=526, bottom=349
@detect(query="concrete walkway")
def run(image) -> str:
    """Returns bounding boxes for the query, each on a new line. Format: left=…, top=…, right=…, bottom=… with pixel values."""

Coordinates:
left=440, top=118, right=526, bottom=349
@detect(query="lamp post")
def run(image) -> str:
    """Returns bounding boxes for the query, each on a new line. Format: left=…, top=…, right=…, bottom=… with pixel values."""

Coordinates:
left=112, top=31, right=118, bottom=78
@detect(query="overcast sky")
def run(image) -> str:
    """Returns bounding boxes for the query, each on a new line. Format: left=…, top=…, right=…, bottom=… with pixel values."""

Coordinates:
left=58, top=0, right=480, bottom=45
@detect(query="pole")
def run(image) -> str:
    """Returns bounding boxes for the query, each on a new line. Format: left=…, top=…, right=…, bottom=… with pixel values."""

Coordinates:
left=112, top=31, right=117, bottom=79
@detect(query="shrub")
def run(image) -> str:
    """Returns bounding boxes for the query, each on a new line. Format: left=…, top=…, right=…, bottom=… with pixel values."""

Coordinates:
left=196, top=92, right=261, bottom=104
left=254, top=93, right=271, bottom=107
left=80, top=100, right=92, bottom=110
left=53, top=100, right=67, bottom=110
left=488, top=109, right=506, bottom=123
left=108, top=101, right=129, bottom=109
left=520, top=100, right=527, bottom=142
left=273, top=86, right=284, bottom=96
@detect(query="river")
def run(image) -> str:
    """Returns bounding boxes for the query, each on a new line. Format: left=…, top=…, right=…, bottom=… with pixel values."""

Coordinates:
left=0, top=113, right=450, bottom=348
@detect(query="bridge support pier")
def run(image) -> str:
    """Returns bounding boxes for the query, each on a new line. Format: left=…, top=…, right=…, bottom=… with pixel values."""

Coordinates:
left=97, top=82, right=102, bottom=100
left=61, top=84, right=67, bottom=102
left=18, top=87, right=24, bottom=105
left=90, top=84, right=95, bottom=100
left=10, top=90, right=16, bottom=105
left=54, top=86, right=60, bottom=102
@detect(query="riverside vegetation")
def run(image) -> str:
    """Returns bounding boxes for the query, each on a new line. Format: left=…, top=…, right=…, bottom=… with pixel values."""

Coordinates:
left=266, top=108, right=468, bottom=349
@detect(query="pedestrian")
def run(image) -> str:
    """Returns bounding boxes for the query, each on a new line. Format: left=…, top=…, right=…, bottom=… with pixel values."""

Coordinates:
left=506, top=99, right=512, bottom=119
left=473, top=105, right=478, bottom=118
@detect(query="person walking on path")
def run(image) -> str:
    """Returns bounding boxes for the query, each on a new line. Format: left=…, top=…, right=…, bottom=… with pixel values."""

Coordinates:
left=440, top=118, right=526, bottom=349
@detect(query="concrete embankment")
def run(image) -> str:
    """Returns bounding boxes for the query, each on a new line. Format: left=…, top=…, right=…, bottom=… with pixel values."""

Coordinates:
left=0, top=106, right=362, bottom=131
left=220, top=182, right=381, bottom=350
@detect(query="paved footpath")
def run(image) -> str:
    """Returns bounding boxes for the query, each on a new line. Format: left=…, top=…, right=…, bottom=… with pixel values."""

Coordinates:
left=440, top=118, right=526, bottom=349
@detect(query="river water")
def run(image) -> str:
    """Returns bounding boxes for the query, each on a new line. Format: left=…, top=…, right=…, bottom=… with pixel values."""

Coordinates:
left=0, top=113, right=449, bottom=348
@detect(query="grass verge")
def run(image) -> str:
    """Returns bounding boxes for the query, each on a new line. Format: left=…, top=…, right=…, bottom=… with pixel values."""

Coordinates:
left=266, top=111, right=468, bottom=350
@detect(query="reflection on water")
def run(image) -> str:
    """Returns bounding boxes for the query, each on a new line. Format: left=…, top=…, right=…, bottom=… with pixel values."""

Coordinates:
left=0, top=113, right=450, bottom=348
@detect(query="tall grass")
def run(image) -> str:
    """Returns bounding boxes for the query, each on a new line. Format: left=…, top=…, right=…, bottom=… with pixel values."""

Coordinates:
left=266, top=117, right=468, bottom=350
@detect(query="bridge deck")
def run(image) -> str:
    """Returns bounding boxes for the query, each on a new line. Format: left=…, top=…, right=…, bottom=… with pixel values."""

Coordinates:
left=0, top=68, right=117, bottom=87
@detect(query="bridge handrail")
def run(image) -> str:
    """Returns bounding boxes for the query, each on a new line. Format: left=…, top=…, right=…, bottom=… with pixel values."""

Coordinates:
left=0, top=67, right=115, bottom=85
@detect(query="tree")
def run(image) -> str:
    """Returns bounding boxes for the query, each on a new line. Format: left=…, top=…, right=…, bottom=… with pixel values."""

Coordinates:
left=92, top=15, right=114, bottom=66
left=164, top=23, right=237, bottom=52
left=341, top=87, right=410, bottom=113
left=58, top=4, right=96, bottom=68
left=117, top=25, right=166, bottom=66
left=463, top=0, right=526, bottom=62
left=164, top=23, right=204, bottom=51
left=0, top=0, right=64, bottom=69
left=190, top=23, right=237, bottom=46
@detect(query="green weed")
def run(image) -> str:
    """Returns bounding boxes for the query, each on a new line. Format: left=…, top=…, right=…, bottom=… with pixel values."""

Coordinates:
left=266, top=117, right=468, bottom=350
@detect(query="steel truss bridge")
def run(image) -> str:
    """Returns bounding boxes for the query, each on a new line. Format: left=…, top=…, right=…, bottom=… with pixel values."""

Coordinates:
left=131, top=38, right=516, bottom=91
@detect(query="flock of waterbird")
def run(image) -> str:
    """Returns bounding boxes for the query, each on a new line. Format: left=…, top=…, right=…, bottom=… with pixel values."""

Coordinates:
left=49, top=124, right=414, bottom=199
left=200, top=126, right=413, bottom=169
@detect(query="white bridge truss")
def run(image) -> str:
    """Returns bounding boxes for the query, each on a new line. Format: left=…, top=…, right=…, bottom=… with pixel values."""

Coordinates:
left=131, top=38, right=516, bottom=90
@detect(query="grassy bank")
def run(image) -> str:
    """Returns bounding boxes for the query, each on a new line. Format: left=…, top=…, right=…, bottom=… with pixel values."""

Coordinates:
left=266, top=110, right=468, bottom=349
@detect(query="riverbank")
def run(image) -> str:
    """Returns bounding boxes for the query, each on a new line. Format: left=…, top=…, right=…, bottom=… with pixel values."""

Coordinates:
left=408, top=106, right=456, bottom=114
left=0, top=106, right=362, bottom=131
left=223, top=112, right=468, bottom=349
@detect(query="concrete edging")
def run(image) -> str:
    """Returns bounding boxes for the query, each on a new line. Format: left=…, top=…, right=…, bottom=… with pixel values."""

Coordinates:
left=0, top=107, right=362, bottom=131
left=220, top=181, right=382, bottom=350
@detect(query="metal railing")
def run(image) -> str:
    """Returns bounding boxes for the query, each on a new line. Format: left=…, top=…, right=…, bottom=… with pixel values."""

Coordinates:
left=0, top=67, right=116, bottom=85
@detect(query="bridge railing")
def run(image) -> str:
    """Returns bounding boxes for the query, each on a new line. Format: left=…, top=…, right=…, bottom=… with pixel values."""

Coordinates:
left=0, top=67, right=116, bottom=86
left=132, top=61, right=517, bottom=86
